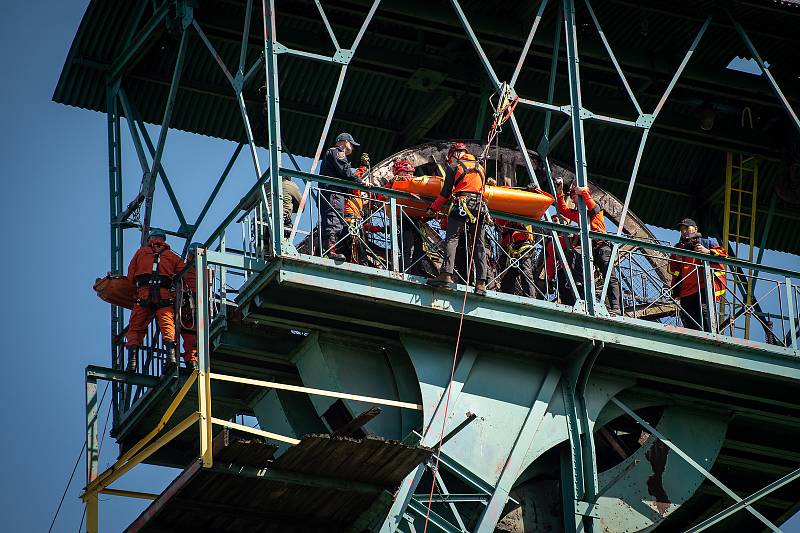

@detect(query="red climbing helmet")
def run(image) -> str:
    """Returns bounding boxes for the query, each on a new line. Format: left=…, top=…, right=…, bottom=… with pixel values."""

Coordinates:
left=392, top=159, right=415, bottom=177
left=447, top=141, right=468, bottom=164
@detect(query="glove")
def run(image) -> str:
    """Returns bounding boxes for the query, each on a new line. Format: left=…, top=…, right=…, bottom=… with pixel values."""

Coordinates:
left=425, top=208, right=436, bottom=218
left=430, top=195, right=447, bottom=213
left=361, top=153, right=371, bottom=166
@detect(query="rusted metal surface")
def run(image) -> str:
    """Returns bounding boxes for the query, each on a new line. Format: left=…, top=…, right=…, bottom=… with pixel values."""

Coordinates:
left=126, top=431, right=431, bottom=532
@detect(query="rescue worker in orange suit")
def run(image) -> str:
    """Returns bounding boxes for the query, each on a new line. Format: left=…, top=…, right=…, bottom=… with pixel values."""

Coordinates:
left=342, top=162, right=382, bottom=265
left=319, top=132, right=370, bottom=261
left=495, top=216, right=535, bottom=298
left=668, top=218, right=727, bottom=332
left=125, top=228, right=184, bottom=373
left=390, top=159, right=428, bottom=276
left=426, top=142, right=488, bottom=295
left=555, top=178, right=621, bottom=312
left=178, top=242, right=202, bottom=371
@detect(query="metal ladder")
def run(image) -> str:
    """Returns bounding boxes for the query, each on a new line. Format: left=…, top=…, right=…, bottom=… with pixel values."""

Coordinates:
left=722, top=151, right=759, bottom=338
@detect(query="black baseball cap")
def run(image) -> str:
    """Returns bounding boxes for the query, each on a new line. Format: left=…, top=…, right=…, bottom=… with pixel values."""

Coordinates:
left=678, top=218, right=697, bottom=228
left=335, top=132, right=360, bottom=147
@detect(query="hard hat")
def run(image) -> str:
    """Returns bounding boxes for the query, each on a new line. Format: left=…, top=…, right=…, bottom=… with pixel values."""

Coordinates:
left=447, top=142, right=468, bottom=163
left=187, top=242, right=202, bottom=255
left=148, top=227, right=167, bottom=239
left=392, top=159, right=415, bottom=176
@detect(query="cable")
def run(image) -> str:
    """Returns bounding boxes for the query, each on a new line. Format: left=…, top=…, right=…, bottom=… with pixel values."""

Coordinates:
left=48, top=382, right=109, bottom=533
left=422, top=175, right=488, bottom=533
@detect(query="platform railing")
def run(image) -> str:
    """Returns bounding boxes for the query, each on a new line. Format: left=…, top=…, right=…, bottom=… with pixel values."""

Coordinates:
left=196, top=167, right=800, bottom=354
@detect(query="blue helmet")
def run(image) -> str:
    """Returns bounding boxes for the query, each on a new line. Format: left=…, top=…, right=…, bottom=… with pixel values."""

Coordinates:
left=148, top=227, right=167, bottom=239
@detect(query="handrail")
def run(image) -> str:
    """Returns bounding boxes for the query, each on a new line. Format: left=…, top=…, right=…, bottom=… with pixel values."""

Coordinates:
left=201, top=165, right=800, bottom=281
left=278, top=167, right=800, bottom=281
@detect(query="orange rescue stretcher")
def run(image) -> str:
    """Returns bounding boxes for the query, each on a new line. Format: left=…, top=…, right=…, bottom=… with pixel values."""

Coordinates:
left=389, top=175, right=554, bottom=219
left=94, top=273, right=137, bottom=309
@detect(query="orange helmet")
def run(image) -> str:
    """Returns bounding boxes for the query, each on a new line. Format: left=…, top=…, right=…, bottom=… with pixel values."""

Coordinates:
left=392, top=159, right=415, bottom=177
left=447, top=142, right=468, bottom=164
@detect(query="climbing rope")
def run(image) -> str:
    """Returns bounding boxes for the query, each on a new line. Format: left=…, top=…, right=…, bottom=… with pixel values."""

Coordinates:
left=480, top=81, right=518, bottom=162
left=422, top=83, right=518, bottom=532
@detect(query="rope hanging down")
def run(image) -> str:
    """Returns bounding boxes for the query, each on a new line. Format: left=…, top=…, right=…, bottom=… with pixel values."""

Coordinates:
left=422, top=83, right=518, bottom=533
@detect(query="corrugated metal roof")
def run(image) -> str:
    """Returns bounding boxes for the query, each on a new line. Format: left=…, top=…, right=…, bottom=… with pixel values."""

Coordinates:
left=127, top=431, right=431, bottom=532
left=53, top=0, right=800, bottom=254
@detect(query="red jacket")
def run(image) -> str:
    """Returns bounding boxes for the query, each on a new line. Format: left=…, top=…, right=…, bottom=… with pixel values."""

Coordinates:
left=668, top=238, right=727, bottom=299
left=496, top=219, right=533, bottom=249
left=556, top=188, right=607, bottom=234
left=126, top=240, right=185, bottom=300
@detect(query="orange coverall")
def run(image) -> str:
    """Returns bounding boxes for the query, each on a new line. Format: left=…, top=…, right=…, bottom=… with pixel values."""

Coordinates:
left=125, top=240, right=184, bottom=347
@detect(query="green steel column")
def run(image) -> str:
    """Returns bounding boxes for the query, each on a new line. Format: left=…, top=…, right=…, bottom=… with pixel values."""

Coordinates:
left=106, top=83, right=124, bottom=425
left=263, top=0, right=283, bottom=256
left=562, top=0, right=596, bottom=314
left=562, top=343, right=602, bottom=532
left=141, top=17, right=190, bottom=244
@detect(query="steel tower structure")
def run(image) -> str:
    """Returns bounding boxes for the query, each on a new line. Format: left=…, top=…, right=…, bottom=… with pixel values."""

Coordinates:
left=54, top=0, right=800, bottom=531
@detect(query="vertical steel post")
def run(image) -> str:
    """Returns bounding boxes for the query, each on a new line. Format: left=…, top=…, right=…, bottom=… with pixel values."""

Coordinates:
left=141, top=19, right=190, bottom=243
left=786, top=278, right=797, bottom=351
left=262, top=0, right=283, bottom=256
left=704, top=261, right=719, bottom=335
left=106, top=83, right=124, bottom=427
left=562, top=0, right=595, bottom=314
left=196, top=248, right=213, bottom=467
left=389, top=198, right=400, bottom=272
left=86, top=377, right=99, bottom=485
left=86, top=494, right=98, bottom=533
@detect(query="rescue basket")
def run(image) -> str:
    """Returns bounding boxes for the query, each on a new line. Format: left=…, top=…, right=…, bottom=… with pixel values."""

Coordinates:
left=93, top=273, right=136, bottom=310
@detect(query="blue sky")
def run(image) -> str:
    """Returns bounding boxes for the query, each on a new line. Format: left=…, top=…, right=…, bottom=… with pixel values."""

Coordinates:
left=0, top=1, right=798, bottom=531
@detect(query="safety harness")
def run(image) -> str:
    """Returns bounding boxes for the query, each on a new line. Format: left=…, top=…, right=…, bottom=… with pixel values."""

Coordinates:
left=135, top=250, right=175, bottom=309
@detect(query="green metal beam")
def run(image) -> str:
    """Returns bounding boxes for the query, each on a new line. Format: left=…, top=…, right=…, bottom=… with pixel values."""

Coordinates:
left=86, top=365, right=161, bottom=388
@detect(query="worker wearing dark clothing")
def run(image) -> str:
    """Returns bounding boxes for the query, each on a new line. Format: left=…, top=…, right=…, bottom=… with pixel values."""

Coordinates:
left=427, top=142, right=488, bottom=295
left=319, top=133, right=367, bottom=261
left=125, top=228, right=184, bottom=372
left=555, top=180, right=621, bottom=312
left=496, top=218, right=535, bottom=298
left=669, top=218, right=727, bottom=332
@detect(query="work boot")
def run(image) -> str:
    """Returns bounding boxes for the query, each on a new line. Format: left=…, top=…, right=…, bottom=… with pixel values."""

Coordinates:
left=125, top=346, right=139, bottom=373
left=325, top=244, right=346, bottom=262
left=474, top=280, right=487, bottom=296
left=427, top=272, right=454, bottom=288
left=164, top=342, right=178, bottom=372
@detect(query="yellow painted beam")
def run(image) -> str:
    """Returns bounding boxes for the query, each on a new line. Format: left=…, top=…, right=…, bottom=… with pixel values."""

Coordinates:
left=117, top=371, right=198, bottom=466
left=210, top=372, right=424, bottom=411
left=211, top=417, right=300, bottom=445
left=84, top=412, right=199, bottom=496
